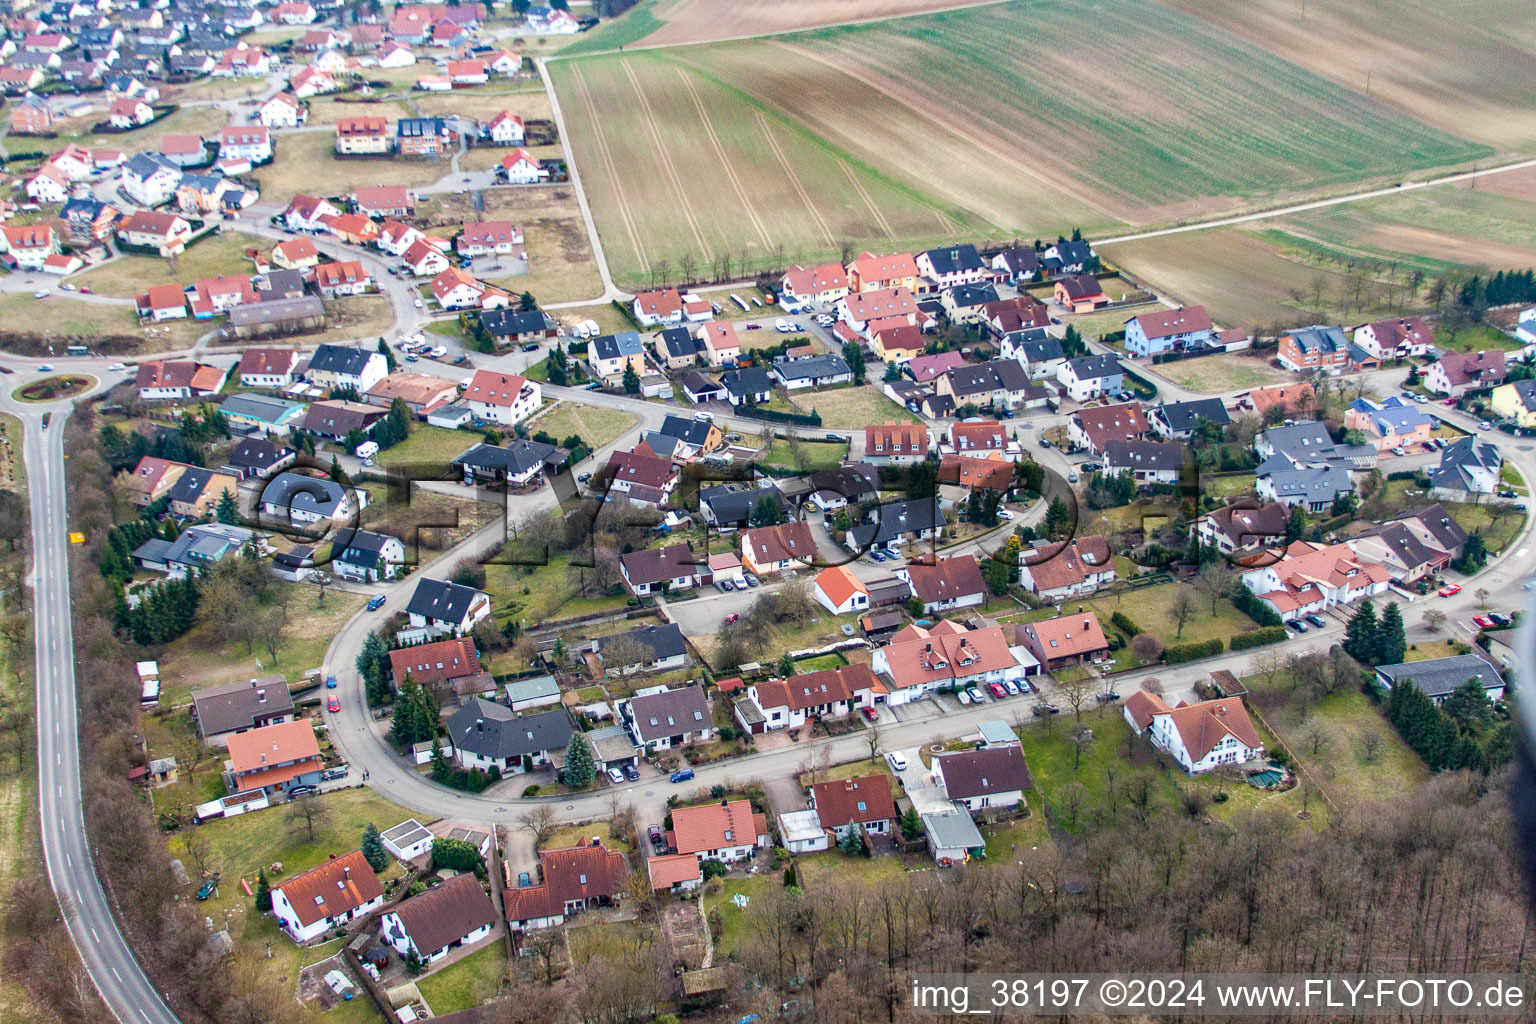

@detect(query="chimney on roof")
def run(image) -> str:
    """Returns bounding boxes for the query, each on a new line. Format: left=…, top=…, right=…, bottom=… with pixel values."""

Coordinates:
left=257, top=688, right=266, bottom=702
left=1084, top=619, right=1090, bottom=630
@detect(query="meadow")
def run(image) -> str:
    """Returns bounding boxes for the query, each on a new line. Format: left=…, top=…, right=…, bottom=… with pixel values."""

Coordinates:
left=1163, top=0, right=1536, bottom=150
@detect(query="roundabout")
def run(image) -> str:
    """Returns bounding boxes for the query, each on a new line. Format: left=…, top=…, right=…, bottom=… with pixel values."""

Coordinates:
left=12, top=374, right=96, bottom=403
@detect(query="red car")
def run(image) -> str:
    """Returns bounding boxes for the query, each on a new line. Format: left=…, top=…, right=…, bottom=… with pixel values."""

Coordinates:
left=724, top=613, right=740, bottom=624
left=1438, top=584, right=1462, bottom=597
left=861, top=707, right=878, bottom=722
left=1472, top=615, right=1496, bottom=629
left=327, top=696, right=340, bottom=712
left=987, top=683, right=1008, bottom=700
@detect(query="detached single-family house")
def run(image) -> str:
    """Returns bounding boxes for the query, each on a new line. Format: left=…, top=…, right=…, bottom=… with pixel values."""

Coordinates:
left=1068, top=402, right=1149, bottom=454
left=1491, top=378, right=1536, bottom=430
left=620, top=684, right=713, bottom=752
left=135, top=360, right=227, bottom=400
left=1054, top=274, right=1107, bottom=312
left=224, top=719, right=322, bottom=796
left=406, top=577, right=491, bottom=635
left=1352, top=316, right=1432, bottom=360
left=1343, top=397, right=1434, bottom=451
left=1150, top=397, right=1231, bottom=440
left=1239, top=540, right=1392, bottom=619
left=1056, top=353, right=1123, bottom=402
left=933, top=745, right=1032, bottom=812
left=863, top=421, right=930, bottom=465
left=669, top=800, right=770, bottom=863
left=896, top=555, right=986, bottom=614
left=1277, top=325, right=1351, bottom=372
left=306, top=343, right=389, bottom=392
left=332, top=530, right=406, bottom=582
left=632, top=288, right=685, bottom=327
left=809, top=775, right=897, bottom=839
left=780, top=263, right=849, bottom=309
left=1125, top=692, right=1264, bottom=775
left=190, top=676, right=294, bottom=746
left=1102, top=439, right=1184, bottom=485
left=446, top=701, right=573, bottom=774
left=461, top=370, right=541, bottom=426
left=389, top=637, right=488, bottom=701
left=1017, top=537, right=1116, bottom=601
left=742, top=521, right=816, bottom=576
left=1428, top=436, right=1502, bottom=500
left=846, top=497, right=944, bottom=553
left=1425, top=350, right=1508, bottom=397
left=594, top=624, right=689, bottom=676
left=258, top=471, right=364, bottom=525
left=846, top=251, right=918, bottom=293
left=1123, top=305, right=1214, bottom=357
left=1374, top=655, right=1506, bottom=707
left=813, top=565, right=869, bottom=615
left=1192, top=501, right=1290, bottom=557
left=619, top=544, right=700, bottom=596
left=589, top=331, right=647, bottom=382
left=503, top=840, right=627, bottom=932
left=270, top=850, right=383, bottom=944
left=381, top=874, right=496, bottom=966
left=1016, top=613, right=1111, bottom=673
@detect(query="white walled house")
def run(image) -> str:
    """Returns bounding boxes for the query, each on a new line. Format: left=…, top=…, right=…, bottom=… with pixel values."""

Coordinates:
left=381, top=874, right=497, bottom=966
left=269, top=851, right=384, bottom=945
left=1124, top=692, right=1265, bottom=775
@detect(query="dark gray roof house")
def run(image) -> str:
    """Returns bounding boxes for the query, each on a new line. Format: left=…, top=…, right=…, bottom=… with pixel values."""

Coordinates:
left=1064, top=353, right=1121, bottom=380
left=446, top=701, right=574, bottom=762
left=721, top=366, right=772, bottom=401
left=770, top=353, right=851, bottom=386
left=222, top=437, right=295, bottom=479
left=922, top=243, right=986, bottom=277
left=307, top=344, right=376, bottom=377
left=655, top=327, right=704, bottom=361
left=260, top=472, right=349, bottom=518
left=481, top=308, right=555, bottom=340
left=1375, top=655, right=1506, bottom=702
left=451, top=440, right=561, bottom=479
left=699, top=483, right=786, bottom=527
left=191, top=675, right=293, bottom=739
left=849, top=497, right=944, bottom=548
left=624, top=684, right=711, bottom=745
left=333, top=530, right=400, bottom=572
left=946, top=282, right=999, bottom=310
left=1154, top=398, right=1231, bottom=437
left=406, top=578, right=487, bottom=626
left=594, top=623, right=688, bottom=669
left=657, top=415, right=715, bottom=449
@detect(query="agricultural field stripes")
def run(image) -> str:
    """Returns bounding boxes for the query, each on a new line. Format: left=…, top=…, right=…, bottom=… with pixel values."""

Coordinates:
left=1162, top=0, right=1536, bottom=151
left=547, top=50, right=1011, bottom=287
left=788, top=0, right=1492, bottom=221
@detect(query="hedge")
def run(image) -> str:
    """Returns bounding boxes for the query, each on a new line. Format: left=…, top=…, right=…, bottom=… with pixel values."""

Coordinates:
left=1230, top=587, right=1283, bottom=628
left=1230, top=626, right=1288, bottom=651
left=1163, top=638, right=1224, bottom=664
left=736, top=406, right=823, bottom=427
left=1111, top=611, right=1142, bottom=636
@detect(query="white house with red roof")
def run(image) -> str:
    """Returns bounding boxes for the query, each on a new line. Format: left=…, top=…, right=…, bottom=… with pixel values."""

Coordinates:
left=846, top=251, right=918, bottom=293
left=313, top=259, right=372, bottom=297
left=1352, top=316, right=1434, bottom=360
left=871, top=620, right=1033, bottom=705
left=431, top=266, right=509, bottom=310
left=486, top=109, right=524, bottom=143
left=1124, top=692, right=1264, bottom=775
left=633, top=288, right=684, bottom=327
left=282, top=193, right=341, bottom=231
left=220, top=125, right=272, bottom=162
left=499, top=148, right=541, bottom=184
left=0, top=223, right=60, bottom=270
left=447, top=59, right=487, bottom=84
left=190, top=275, right=258, bottom=317
left=108, top=97, right=154, bottom=128
left=669, top=799, right=770, bottom=862
left=697, top=320, right=741, bottom=367
left=270, top=851, right=383, bottom=945
left=461, top=369, right=540, bottom=425
left=24, top=164, right=68, bottom=204
left=257, top=91, right=306, bottom=128
left=274, top=1, right=318, bottom=24
left=1239, top=540, right=1392, bottom=619
left=780, top=263, right=849, bottom=309
left=456, top=220, right=522, bottom=256
left=401, top=237, right=451, bottom=276
left=813, top=565, right=869, bottom=615
left=734, top=664, right=878, bottom=733
left=377, top=219, right=425, bottom=256
left=289, top=65, right=337, bottom=98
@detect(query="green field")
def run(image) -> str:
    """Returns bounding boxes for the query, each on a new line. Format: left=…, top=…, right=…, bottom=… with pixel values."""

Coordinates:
left=417, top=942, right=507, bottom=1014
left=376, top=425, right=480, bottom=467
left=553, top=0, right=1484, bottom=289
left=526, top=401, right=639, bottom=452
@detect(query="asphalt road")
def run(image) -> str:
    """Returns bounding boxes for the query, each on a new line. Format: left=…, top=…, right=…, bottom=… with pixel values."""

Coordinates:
left=11, top=396, right=182, bottom=1024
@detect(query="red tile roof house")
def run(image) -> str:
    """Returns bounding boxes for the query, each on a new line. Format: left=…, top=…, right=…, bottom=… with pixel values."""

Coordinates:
left=835, top=286, right=922, bottom=335
left=313, top=259, right=373, bottom=297
left=108, top=97, right=154, bottom=128
left=741, top=520, right=816, bottom=576
left=813, top=564, right=869, bottom=615
left=136, top=283, right=189, bottom=322
left=122, top=456, right=191, bottom=507
left=933, top=744, right=1033, bottom=813
left=948, top=420, right=1013, bottom=458
left=1352, top=316, right=1433, bottom=360
left=1124, top=692, right=1265, bottom=775
left=846, top=250, right=917, bottom=292
left=271, top=235, right=322, bottom=270
left=238, top=347, right=302, bottom=387
left=461, top=370, right=540, bottom=425
left=647, top=853, right=704, bottom=894
left=632, top=287, right=685, bottom=327
left=870, top=620, right=1034, bottom=705
left=1018, top=537, right=1115, bottom=601
left=503, top=840, right=628, bottom=932
left=381, top=873, right=497, bottom=966
left=897, top=554, right=987, bottom=615
left=271, top=850, right=384, bottom=944
left=669, top=799, right=771, bottom=863
left=118, top=210, right=192, bottom=256
left=320, top=211, right=381, bottom=246
left=159, top=133, right=208, bottom=167
left=1237, top=539, right=1392, bottom=619
left=456, top=220, right=522, bottom=256
left=352, top=185, right=415, bottom=218
left=809, top=775, right=898, bottom=839
left=1015, top=613, right=1111, bottom=674
left=1068, top=401, right=1149, bottom=455
left=224, top=718, right=323, bottom=797
left=1425, top=349, right=1508, bottom=398
left=388, top=637, right=487, bottom=698
left=1054, top=273, right=1108, bottom=312
left=864, top=421, right=930, bottom=465
left=0, top=224, right=58, bottom=270
left=135, top=360, right=228, bottom=399
left=190, top=275, right=258, bottom=317
left=734, top=663, right=879, bottom=733
left=779, top=262, right=850, bottom=309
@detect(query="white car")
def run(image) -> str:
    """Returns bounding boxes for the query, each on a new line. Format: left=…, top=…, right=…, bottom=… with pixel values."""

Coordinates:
left=32, top=290, right=49, bottom=299
left=998, top=509, right=1014, bottom=520
left=774, top=317, right=793, bottom=333
left=606, top=767, right=625, bottom=785
left=59, top=282, right=76, bottom=291
left=413, top=298, right=424, bottom=308
left=429, top=346, right=447, bottom=358
left=107, top=362, right=127, bottom=372
left=885, top=752, right=908, bottom=773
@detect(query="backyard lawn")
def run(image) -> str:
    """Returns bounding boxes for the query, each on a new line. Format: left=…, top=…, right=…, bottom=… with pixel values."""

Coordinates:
left=72, top=233, right=257, bottom=297
left=541, top=822, right=632, bottom=854
left=485, top=549, right=632, bottom=627
left=1146, top=354, right=1291, bottom=394
left=758, top=438, right=848, bottom=473
left=1433, top=322, right=1525, bottom=353
left=793, top=849, right=907, bottom=888
left=526, top=401, right=638, bottom=451
left=1404, top=640, right=1463, bottom=662
left=794, top=386, right=919, bottom=429
left=981, top=794, right=1052, bottom=861
left=701, top=873, right=773, bottom=958
left=154, top=585, right=367, bottom=706
left=375, top=425, right=479, bottom=468
left=416, top=941, right=507, bottom=1015
left=1086, top=581, right=1258, bottom=648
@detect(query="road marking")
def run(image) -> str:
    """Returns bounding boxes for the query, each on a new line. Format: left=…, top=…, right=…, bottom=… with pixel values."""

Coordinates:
left=112, top=968, right=121, bottom=982
left=91, top=927, right=99, bottom=942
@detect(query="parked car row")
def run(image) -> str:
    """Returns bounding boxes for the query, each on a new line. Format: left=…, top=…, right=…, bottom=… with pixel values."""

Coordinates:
left=956, top=678, right=1034, bottom=705
left=714, top=574, right=760, bottom=593
left=1284, top=613, right=1330, bottom=632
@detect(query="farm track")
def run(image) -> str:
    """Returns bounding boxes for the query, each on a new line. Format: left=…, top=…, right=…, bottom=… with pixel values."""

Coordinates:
left=839, top=160, right=894, bottom=239
left=568, top=63, right=649, bottom=269
left=754, top=112, right=836, bottom=249
left=675, top=66, right=773, bottom=251
left=619, top=57, right=711, bottom=256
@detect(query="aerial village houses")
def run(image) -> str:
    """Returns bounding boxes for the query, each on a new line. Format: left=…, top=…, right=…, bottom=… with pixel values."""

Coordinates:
left=381, top=873, right=497, bottom=967
left=1123, top=306, right=1214, bottom=357
left=1124, top=693, right=1265, bottom=775
left=270, top=851, right=384, bottom=945
left=503, top=840, right=628, bottom=933
left=870, top=620, right=1033, bottom=706
left=670, top=799, right=771, bottom=863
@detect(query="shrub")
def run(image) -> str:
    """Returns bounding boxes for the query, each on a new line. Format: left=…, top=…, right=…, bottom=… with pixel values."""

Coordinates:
left=1111, top=611, right=1142, bottom=636
left=1231, top=587, right=1284, bottom=628
left=521, top=785, right=540, bottom=797
left=1163, top=638, right=1224, bottom=664
left=1230, top=626, right=1288, bottom=651
left=700, top=859, right=728, bottom=880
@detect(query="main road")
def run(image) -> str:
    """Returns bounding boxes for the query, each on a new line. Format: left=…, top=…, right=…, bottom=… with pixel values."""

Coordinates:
left=7, top=392, right=182, bottom=1024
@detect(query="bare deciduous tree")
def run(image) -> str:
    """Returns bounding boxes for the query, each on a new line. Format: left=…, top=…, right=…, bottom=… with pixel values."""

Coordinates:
left=284, top=795, right=330, bottom=844
left=1170, top=586, right=1197, bottom=640
left=1362, top=730, right=1382, bottom=764
left=1422, top=609, right=1447, bottom=632
left=1056, top=673, right=1094, bottom=723
left=518, top=804, right=557, bottom=846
